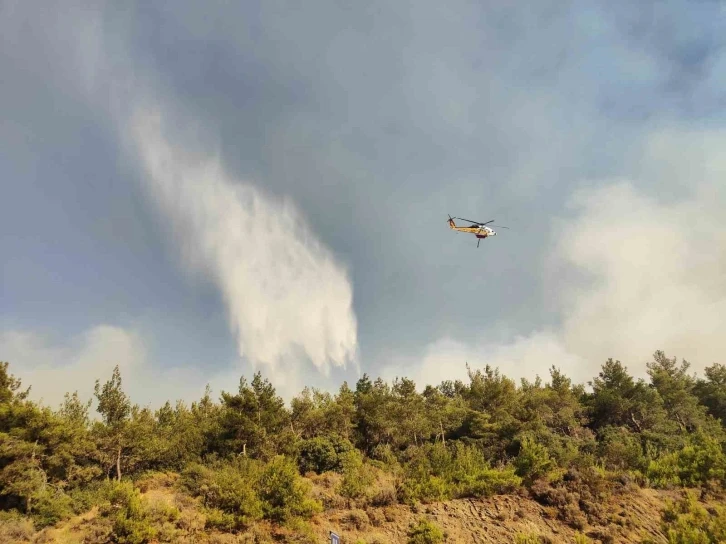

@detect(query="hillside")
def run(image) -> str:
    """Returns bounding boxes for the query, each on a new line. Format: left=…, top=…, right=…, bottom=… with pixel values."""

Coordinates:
left=1, top=351, right=726, bottom=543
left=9, top=472, right=724, bottom=543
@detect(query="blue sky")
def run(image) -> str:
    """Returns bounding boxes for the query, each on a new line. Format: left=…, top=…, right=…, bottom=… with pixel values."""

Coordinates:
left=2, top=0, right=726, bottom=408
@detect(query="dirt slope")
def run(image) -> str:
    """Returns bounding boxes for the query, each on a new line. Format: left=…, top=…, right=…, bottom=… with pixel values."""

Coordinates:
left=310, top=488, right=676, bottom=543
left=21, top=479, right=691, bottom=544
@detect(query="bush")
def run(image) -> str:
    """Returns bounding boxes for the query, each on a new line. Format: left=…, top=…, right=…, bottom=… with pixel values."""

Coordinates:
left=342, top=508, right=370, bottom=530
left=661, top=492, right=726, bottom=544
left=338, top=450, right=376, bottom=501
left=99, top=480, right=157, bottom=544
left=30, top=488, right=75, bottom=528
left=398, top=442, right=521, bottom=504
left=0, top=511, right=35, bottom=542
left=258, top=455, right=322, bottom=522
left=514, top=534, right=543, bottom=544
left=597, top=427, right=646, bottom=473
left=407, top=518, right=446, bottom=543
left=674, top=434, right=726, bottom=487
left=180, top=459, right=263, bottom=529
left=645, top=454, right=680, bottom=489
left=68, top=480, right=112, bottom=515
left=529, top=467, right=611, bottom=530
left=646, top=433, right=726, bottom=488
left=657, top=490, right=726, bottom=543
left=182, top=456, right=322, bottom=527
left=514, top=435, right=555, bottom=486
left=297, top=436, right=354, bottom=474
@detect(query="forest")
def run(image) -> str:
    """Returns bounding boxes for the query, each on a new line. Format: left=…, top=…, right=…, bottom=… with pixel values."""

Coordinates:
left=1, top=351, right=726, bottom=543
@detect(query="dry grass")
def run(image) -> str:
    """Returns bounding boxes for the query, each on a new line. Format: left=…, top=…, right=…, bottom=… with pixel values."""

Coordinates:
left=13, top=470, right=725, bottom=544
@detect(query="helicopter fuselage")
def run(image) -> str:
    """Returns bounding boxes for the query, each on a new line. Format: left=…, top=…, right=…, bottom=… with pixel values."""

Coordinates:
left=447, top=217, right=496, bottom=247
left=448, top=222, right=496, bottom=237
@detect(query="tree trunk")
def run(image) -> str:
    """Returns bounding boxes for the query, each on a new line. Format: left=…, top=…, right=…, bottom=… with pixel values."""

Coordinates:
left=440, top=420, right=446, bottom=446
left=116, top=447, right=122, bottom=481
left=628, top=412, right=643, bottom=433
left=243, top=443, right=247, bottom=457
left=675, top=413, right=686, bottom=432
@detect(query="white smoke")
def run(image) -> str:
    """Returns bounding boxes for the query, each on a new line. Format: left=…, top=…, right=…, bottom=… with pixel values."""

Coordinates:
left=0, top=325, right=147, bottom=409
left=1, top=1, right=360, bottom=400
left=0, top=324, right=249, bottom=410
left=553, top=128, right=726, bottom=377
left=390, top=128, right=726, bottom=387
left=129, top=110, right=359, bottom=381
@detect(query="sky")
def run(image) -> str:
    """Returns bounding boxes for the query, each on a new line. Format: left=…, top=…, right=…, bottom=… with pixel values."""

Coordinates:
left=2, top=0, right=726, bottom=410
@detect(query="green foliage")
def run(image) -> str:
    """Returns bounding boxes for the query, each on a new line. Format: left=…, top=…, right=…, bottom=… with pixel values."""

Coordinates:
left=0, top=361, right=30, bottom=403
left=258, top=455, right=322, bottom=522
left=180, top=460, right=263, bottom=529
left=655, top=491, right=726, bottom=543
left=646, top=432, right=726, bottom=488
left=338, top=449, right=376, bottom=500
left=180, top=455, right=321, bottom=528
left=647, top=352, right=714, bottom=434
left=218, top=373, right=293, bottom=460
left=407, top=517, right=446, bottom=543
left=297, top=435, right=354, bottom=474
left=587, top=358, right=668, bottom=434
left=29, top=488, right=74, bottom=528
left=399, top=442, right=521, bottom=504
left=514, top=534, right=544, bottom=544
left=99, top=480, right=157, bottom=544
left=597, top=426, right=646, bottom=472
left=514, top=434, right=555, bottom=485
left=94, top=365, right=133, bottom=481
left=1, top=347, right=726, bottom=539
left=0, top=510, right=35, bottom=542
left=694, top=364, right=726, bottom=425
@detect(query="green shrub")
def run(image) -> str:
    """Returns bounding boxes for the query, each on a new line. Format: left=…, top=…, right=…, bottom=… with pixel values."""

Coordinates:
left=514, top=435, right=554, bottom=485
left=29, top=487, right=75, bottom=528
left=656, top=491, right=726, bottom=543
left=514, top=533, right=542, bottom=544
left=398, top=442, right=521, bottom=504
left=574, top=532, right=591, bottom=544
left=297, top=436, right=354, bottom=474
left=181, top=456, right=321, bottom=527
left=339, top=449, right=376, bottom=501
left=399, top=474, right=450, bottom=505
left=258, top=455, right=322, bottom=522
left=0, top=510, right=35, bottom=542
left=407, top=518, right=446, bottom=543
left=180, top=459, right=263, bottom=529
left=456, top=464, right=521, bottom=498
left=674, top=434, right=726, bottom=487
left=646, top=433, right=726, bottom=488
left=68, top=480, right=111, bottom=515
left=99, top=480, right=157, bottom=544
left=645, top=453, right=680, bottom=488
left=204, top=507, right=238, bottom=532
left=597, top=427, right=646, bottom=472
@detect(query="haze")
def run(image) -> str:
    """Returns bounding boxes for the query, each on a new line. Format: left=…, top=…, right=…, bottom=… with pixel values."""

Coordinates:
left=2, top=0, right=725, bottom=407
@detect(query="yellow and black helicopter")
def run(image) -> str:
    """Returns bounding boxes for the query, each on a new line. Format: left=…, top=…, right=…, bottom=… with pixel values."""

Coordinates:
left=447, top=215, right=509, bottom=247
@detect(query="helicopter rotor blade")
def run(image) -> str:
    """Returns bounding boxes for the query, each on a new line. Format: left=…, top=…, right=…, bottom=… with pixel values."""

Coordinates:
left=455, top=217, right=494, bottom=226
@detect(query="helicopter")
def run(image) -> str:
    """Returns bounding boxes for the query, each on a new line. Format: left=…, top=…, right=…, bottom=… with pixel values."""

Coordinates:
left=447, top=215, right=509, bottom=247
